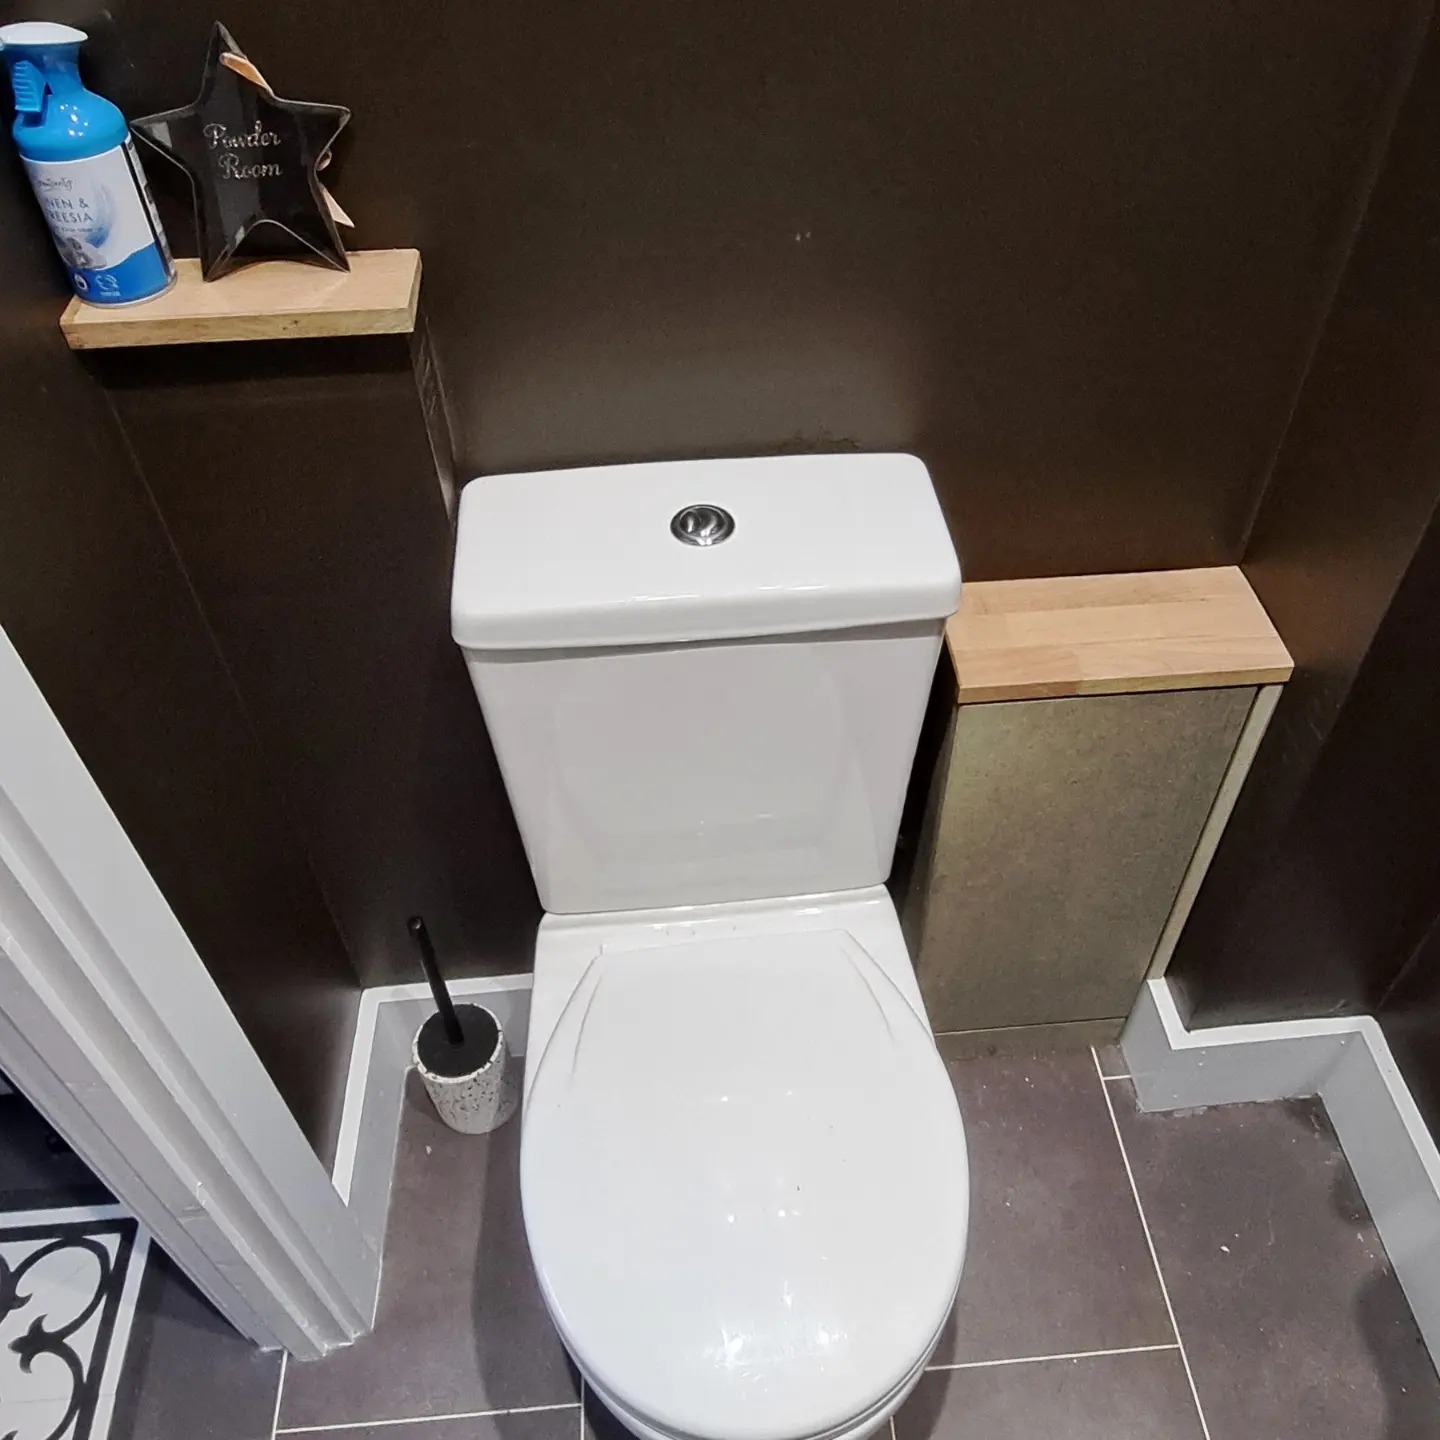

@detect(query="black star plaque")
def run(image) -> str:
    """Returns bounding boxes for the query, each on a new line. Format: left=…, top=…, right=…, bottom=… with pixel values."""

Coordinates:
left=134, top=24, right=350, bottom=280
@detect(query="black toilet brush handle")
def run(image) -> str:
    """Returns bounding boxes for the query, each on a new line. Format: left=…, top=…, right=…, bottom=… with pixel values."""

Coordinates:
left=408, top=915, right=464, bottom=1047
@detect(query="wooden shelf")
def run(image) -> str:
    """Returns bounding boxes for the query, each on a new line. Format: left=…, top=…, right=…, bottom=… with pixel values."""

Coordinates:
left=60, top=248, right=421, bottom=349
left=946, top=566, right=1293, bottom=704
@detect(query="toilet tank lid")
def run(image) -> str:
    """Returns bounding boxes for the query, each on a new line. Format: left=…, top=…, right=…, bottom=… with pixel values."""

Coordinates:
left=451, top=453, right=961, bottom=650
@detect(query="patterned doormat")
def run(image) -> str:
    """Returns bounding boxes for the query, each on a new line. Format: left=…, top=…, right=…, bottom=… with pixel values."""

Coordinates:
left=0, top=1207, right=148, bottom=1440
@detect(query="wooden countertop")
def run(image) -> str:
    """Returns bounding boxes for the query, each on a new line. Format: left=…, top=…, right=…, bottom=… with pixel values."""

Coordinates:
left=946, top=566, right=1293, bottom=704
left=60, top=248, right=421, bottom=349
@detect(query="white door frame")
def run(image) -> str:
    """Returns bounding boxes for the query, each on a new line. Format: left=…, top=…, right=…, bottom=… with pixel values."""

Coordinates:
left=0, top=626, right=380, bottom=1359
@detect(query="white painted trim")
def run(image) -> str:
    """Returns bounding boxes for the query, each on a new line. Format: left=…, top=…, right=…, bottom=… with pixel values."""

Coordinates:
left=1123, top=975, right=1359, bottom=1108
left=1123, top=977, right=1440, bottom=1363
left=1313, top=1027, right=1440, bottom=1354
left=329, top=975, right=533, bottom=1261
left=333, top=988, right=386, bottom=1209
left=0, top=627, right=378, bottom=1359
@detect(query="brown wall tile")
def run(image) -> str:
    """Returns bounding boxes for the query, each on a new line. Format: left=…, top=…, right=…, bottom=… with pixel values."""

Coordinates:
left=7, top=0, right=1440, bottom=1145
left=95, top=334, right=540, bottom=985
left=73, top=0, right=1430, bottom=579
left=0, top=185, right=360, bottom=1163
left=1172, top=20, right=1440, bottom=1027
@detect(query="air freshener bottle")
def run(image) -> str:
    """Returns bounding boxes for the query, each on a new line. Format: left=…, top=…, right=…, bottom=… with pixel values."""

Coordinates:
left=1, top=21, right=174, bottom=305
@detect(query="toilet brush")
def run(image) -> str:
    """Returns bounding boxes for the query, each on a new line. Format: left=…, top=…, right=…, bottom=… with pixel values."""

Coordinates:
left=408, top=915, right=519, bottom=1135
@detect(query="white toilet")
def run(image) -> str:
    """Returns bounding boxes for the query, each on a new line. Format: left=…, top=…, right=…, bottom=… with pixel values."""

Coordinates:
left=451, top=453, right=969, bottom=1440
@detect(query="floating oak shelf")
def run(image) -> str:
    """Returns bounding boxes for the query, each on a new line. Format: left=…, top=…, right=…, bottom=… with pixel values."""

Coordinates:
left=945, top=565, right=1294, bottom=704
left=60, top=248, right=421, bottom=350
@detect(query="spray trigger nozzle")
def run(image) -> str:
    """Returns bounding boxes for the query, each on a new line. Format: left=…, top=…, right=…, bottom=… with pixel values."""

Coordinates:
left=10, top=59, right=47, bottom=114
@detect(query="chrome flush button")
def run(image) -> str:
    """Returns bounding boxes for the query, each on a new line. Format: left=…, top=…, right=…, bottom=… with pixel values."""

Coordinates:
left=671, top=504, right=735, bottom=547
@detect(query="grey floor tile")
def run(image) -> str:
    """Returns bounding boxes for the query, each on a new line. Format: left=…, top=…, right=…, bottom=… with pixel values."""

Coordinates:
left=583, top=1385, right=630, bottom=1440
left=1113, top=1081, right=1440, bottom=1440
left=0, top=1093, right=111, bottom=1211
left=110, top=1249, right=282, bottom=1440
left=280, top=1074, right=577, bottom=1430
left=291, top=1405, right=582, bottom=1440
left=895, top=1352, right=1203, bottom=1440
left=1093, top=1042, right=1129, bottom=1077
left=933, top=1050, right=1172, bottom=1363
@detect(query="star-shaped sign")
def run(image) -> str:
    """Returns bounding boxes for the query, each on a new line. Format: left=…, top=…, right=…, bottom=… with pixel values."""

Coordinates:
left=134, top=24, right=350, bottom=280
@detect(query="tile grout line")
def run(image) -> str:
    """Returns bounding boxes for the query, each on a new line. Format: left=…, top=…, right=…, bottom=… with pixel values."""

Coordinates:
left=925, top=1342, right=1180, bottom=1373
left=1090, top=1046, right=1212, bottom=1440
left=276, top=1401, right=583, bottom=1435
left=270, top=1352, right=288, bottom=1440
left=580, top=1376, right=586, bottom=1440
left=1099, top=1072, right=1131, bottom=1081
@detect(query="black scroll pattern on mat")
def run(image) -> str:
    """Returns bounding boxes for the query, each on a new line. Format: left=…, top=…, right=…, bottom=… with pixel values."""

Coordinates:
left=0, top=1219, right=138, bottom=1440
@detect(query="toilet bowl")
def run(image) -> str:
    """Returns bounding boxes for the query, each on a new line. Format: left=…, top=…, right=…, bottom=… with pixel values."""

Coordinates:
left=519, top=890, right=968, bottom=1440
left=451, top=454, right=970, bottom=1440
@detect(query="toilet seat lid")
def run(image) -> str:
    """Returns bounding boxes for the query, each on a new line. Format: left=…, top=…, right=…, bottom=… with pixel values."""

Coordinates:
left=521, top=929, right=969, bottom=1440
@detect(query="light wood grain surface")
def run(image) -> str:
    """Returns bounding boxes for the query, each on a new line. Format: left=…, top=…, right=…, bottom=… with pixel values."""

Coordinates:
left=946, top=565, right=1292, bottom=704
left=60, top=248, right=421, bottom=349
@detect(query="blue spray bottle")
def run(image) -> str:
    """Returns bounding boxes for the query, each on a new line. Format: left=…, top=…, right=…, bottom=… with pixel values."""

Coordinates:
left=1, top=21, right=173, bottom=304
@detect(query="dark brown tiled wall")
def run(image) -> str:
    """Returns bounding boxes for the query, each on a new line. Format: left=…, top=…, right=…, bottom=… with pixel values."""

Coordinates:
left=7, top=0, right=1440, bottom=1152
left=0, top=167, right=360, bottom=1163
left=1172, top=18, right=1440, bottom=1055
left=63, top=0, right=1430, bottom=580
left=95, top=335, right=539, bottom=984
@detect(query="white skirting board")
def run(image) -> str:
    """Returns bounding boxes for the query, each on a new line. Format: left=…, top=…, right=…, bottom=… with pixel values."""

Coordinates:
left=329, top=975, right=533, bottom=1280
left=1123, top=977, right=1440, bottom=1364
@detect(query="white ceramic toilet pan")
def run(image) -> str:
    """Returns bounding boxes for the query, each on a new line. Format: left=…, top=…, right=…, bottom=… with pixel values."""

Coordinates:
left=520, top=888, right=969, bottom=1440
left=582, top=1336, right=938, bottom=1440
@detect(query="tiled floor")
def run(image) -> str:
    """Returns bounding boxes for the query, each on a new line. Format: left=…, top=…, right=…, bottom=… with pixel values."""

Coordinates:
left=0, top=1090, right=112, bottom=1212
left=277, top=1072, right=580, bottom=1432
left=109, top=1248, right=284, bottom=1440
left=120, top=1050, right=1440, bottom=1440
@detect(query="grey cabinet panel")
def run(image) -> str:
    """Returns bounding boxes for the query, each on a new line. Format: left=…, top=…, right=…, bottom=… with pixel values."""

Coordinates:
left=917, top=687, right=1254, bottom=1033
